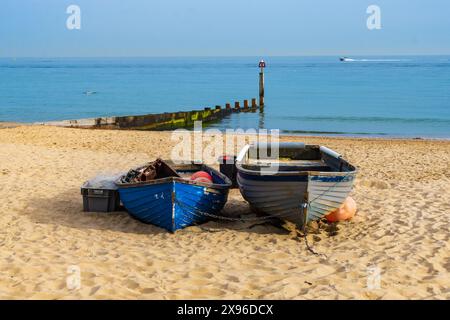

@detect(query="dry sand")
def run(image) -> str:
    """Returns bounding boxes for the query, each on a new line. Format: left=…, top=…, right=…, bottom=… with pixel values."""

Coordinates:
left=0, top=125, right=449, bottom=299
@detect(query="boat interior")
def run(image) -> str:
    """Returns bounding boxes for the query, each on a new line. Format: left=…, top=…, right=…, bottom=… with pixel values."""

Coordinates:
left=164, top=160, right=229, bottom=185
left=119, top=159, right=230, bottom=185
left=239, top=143, right=356, bottom=173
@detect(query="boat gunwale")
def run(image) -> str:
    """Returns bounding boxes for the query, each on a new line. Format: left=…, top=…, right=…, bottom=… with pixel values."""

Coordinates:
left=235, top=143, right=357, bottom=177
left=116, top=161, right=232, bottom=190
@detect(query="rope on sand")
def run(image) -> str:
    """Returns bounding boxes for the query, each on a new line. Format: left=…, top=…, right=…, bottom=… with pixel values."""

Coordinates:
left=174, top=171, right=357, bottom=257
left=304, top=233, right=323, bottom=257
left=194, top=221, right=272, bottom=233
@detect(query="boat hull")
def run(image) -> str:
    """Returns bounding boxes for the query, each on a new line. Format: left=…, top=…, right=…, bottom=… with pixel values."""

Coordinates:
left=236, top=143, right=357, bottom=228
left=237, top=171, right=356, bottom=226
left=117, top=162, right=231, bottom=232
left=307, top=174, right=355, bottom=221
left=237, top=172, right=308, bottom=225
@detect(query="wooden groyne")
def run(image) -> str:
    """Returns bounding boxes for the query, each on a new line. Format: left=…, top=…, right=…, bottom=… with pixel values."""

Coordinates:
left=41, top=60, right=267, bottom=131
left=40, top=100, right=262, bottom=130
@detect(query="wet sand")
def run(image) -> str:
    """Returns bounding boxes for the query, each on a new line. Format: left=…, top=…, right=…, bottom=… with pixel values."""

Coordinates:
left=0, top=122, right=27, bottom=129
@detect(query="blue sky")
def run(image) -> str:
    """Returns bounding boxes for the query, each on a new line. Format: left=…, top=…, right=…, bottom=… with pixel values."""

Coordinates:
left=0, top=0, right=449, bottom=57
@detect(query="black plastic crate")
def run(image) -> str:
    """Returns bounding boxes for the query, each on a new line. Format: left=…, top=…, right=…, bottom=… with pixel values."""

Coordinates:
left=81, top=182, right=121, bottom=212
left=218, top=155, right=238, bottom=188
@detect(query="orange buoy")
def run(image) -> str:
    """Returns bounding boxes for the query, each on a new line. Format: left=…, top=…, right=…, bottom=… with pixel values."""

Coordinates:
left=325, top=196, right=357, bottom=222
left=190, top=171, right=213, bottom=184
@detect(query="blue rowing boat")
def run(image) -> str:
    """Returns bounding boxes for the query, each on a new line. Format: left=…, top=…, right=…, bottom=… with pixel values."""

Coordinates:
left=116, top=159, right=231, bottom=232
left=236, top=143, right=357, bottom=229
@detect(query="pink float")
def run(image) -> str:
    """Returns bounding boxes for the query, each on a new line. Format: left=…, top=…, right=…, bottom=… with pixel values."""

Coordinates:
left=190, top=171, right=213, bottom=184
left=325, top=196, right=357, bottom=222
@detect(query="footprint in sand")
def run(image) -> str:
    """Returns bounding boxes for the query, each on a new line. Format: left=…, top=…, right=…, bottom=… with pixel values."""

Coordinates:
left=124, top=279, right=140, bottom=290
left=359, top=179, right=390, bottom=189
left=185, top=278, right=211, bottom=286
left=282, top=284, right=301, bottom=299
left=226, top=275, right=240, bottom=283
left=90, top=285, right=101, bottom=296
left=141, top=287, right=156, bottom=294
left=188, top=270, right=214, bottom=279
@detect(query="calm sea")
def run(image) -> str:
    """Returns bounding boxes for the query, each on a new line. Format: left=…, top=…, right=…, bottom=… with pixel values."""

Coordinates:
left=1, top=56, right=449, bottom=138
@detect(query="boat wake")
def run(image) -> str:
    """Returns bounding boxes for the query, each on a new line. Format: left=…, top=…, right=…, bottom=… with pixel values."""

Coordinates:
left=340, top=57, right=411, bottom=62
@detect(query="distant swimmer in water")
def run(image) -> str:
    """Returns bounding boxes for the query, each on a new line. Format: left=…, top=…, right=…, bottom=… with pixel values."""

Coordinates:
left=83, top=91, right=97, bottom=95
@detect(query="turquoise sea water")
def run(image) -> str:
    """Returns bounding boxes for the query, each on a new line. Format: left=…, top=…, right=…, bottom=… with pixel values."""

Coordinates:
left=1, top=56, right=449, bottom=138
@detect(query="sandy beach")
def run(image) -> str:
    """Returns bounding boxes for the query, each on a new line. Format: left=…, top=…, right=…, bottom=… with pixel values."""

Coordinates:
left=0, top=125, right=449, bottom=299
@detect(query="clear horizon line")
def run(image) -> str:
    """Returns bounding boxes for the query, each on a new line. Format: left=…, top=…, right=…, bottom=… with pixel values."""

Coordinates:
left=2, top=53, right=450, bottom=59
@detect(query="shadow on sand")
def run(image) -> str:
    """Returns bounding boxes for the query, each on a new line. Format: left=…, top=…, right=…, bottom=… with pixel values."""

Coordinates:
left=24, top=188, right=290, bottom=235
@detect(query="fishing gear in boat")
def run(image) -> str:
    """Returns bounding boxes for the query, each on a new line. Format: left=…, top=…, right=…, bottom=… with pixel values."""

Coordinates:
left=115, top=159, right=232, bottom=232
left=120, top=158, right=177, bottom=183
left=81, top=142, right=359, bottom=237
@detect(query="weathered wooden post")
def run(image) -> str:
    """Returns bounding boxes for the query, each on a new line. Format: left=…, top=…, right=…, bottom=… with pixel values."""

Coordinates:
left=225, top=103, right=231, bottom=109
left=234, top=101, right=240, bottom=110
left=251, top=98, right=257, bottom=108
left=243, top=99, right=249, bottom=109
left=258, top=59, right=266, bottom=107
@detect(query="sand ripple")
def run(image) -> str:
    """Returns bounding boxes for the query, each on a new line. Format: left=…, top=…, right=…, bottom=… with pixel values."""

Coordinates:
left=0, top=126, right=449, bottom=299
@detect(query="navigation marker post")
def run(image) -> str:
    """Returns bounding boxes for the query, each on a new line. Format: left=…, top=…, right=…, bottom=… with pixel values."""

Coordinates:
left=258, top=59, right=266, bottom=107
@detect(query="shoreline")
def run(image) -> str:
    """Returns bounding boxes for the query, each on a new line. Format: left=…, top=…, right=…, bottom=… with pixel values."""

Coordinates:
left=2, top=122, right=450, bottom=141
left=0, top=121, right=29, bottom=129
